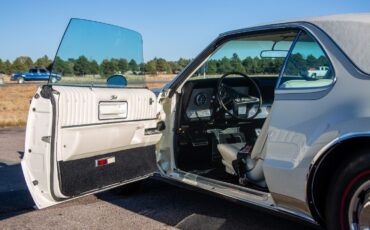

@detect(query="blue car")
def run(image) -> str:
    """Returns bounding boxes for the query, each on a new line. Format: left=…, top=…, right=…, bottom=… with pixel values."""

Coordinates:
left=11, top=68, right=61, bottom=84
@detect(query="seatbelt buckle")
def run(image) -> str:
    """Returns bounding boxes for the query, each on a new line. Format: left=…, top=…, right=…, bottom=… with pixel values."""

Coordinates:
left=239, top=144, right=253, bottom=154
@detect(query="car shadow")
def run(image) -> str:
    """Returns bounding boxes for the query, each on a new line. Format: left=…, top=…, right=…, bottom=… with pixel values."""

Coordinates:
left=97, top=179, right=318, bottom=230
left=0, top=162, right=319, bottom=229
left=0, top=163, right=34, bottom=220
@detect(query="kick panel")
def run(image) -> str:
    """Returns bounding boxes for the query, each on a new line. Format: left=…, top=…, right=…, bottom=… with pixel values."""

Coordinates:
left=58, top=145, right=157, bottom=197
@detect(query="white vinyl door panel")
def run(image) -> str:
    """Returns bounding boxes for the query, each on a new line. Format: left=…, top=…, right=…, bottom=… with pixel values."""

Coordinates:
left=53, top=86, right=157, bottom=127
left=52, top=86, right=160, bottom=161
left=59, top=120, right=161, bottom=161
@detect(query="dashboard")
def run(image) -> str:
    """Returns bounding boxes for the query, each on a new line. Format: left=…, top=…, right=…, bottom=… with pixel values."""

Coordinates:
left=181, top=77, right=276, bottom=124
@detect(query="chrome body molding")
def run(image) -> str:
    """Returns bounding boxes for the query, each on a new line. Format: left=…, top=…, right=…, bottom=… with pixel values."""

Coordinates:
left=164, top=169, right=318, bottom=226
left=309, top=132, right=370, bottom=168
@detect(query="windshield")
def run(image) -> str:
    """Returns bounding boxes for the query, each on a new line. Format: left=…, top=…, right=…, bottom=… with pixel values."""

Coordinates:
left=190, top=30, right=298, bottom=80
left=50, top=18, right=144, bottom=87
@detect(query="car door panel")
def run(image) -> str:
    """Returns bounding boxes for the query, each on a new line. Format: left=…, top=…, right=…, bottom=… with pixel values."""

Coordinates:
left=53, top=86, right=160, bottom=161
left=22, top=86, right=162, bottom=208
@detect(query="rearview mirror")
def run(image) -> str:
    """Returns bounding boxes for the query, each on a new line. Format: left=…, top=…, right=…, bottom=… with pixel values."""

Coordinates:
left=260, top=50, right=289, bottom=58
left=106, top=74, right=127, bottom=87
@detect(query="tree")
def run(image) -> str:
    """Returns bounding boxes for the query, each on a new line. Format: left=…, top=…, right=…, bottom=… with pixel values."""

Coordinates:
left=117, top=58, right=128, bottom=73
left=73, top=56, right=90, bottom=76
left=284, top=53, right=305, bottom=75
left=138, top=63, right=145, bottom=75
left=53, top=57, right=74, bottom=75
left=206, top=60, right=218, bottom=74
left=0, top=59, right=3, bottom=73
left=144, top=60, right=157, bottom=75
left=317, top=55, right=329, bottom=67
left=156, top=58, right=168, bottom=73
left=100, top=59, right=118, bottom=78
left=3, top=60, right=12, bottom=74
left=178, top=58, right=190, bottom=70
left=12, top=56, right=33, bottom=72
left=35, top=55, right=52, bottom=68
left=230, top=53, right=245, bottom=73
left=272, top=58, right=284, bottom=74
left=89, top=60, right=100, bottom=75
left=242, top=57, right=254, bottom=74
left=168, top=61, right=178, bottom=74
left=218, top=57, right=233, bottom=73
left=306, top=55, right=317, bottom=68
left=128, top=59, right=138, bottom=73
left=255, top=57, right=265, bottom=74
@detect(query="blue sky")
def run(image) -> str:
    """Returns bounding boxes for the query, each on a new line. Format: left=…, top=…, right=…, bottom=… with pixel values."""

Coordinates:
left=1, top=0, right=369, bottom=62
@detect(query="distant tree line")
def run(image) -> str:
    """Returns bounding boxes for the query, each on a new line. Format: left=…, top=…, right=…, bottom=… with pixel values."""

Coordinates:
left=284, top=53, right=330, bottom=75
left=195, top=53, right=329, bottom=76
left=0, top=55, right=53, bottom=75
left=0, top=55, right=192, bottom=77
left=52, top=56, right=192, bottom=77
left=196, top=53, right=285, bottom=75
left=0, top=53, right=329, bottom=77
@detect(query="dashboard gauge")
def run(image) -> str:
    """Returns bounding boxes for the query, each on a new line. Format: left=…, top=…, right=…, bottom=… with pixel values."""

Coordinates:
left=195, top=93, right=207, bottom=106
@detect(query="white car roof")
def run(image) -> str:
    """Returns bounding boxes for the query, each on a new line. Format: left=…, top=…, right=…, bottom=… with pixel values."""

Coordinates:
left=227, top=13, right=370, bottom=74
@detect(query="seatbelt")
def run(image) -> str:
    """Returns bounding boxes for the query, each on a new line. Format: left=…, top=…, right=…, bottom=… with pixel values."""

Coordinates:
left=232, top=141, right=255, bottom=177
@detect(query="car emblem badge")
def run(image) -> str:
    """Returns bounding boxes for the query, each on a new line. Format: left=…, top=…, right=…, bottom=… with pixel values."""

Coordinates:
left=110, top=95, right=118, bottom=100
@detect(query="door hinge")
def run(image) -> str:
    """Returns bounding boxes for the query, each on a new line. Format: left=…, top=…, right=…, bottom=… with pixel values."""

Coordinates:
left=159, top=89, right=171, bottom=102
left=41, top=136, right=51, bottom=143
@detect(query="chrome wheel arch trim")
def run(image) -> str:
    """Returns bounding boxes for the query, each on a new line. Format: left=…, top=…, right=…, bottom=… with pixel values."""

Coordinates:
left=306, top=132, right=370, bottom=224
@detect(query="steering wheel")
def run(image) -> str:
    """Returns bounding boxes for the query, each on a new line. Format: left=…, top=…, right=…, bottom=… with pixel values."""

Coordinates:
left=216, top=72, right=262, bottom=120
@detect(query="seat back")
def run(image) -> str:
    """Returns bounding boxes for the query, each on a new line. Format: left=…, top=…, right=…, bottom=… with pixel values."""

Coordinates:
left=251, top=114, right=271, bottom=160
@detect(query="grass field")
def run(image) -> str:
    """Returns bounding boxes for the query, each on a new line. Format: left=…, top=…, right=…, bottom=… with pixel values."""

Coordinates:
left=0, top=74, right=174, bottom=128
left=0, top=84, right=37, bottom=127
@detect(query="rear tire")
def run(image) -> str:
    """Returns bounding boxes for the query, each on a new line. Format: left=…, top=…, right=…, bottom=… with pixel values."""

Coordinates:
left=17, top=77, right=25, bottom=84
left=325, top=151, right=370, bottom=230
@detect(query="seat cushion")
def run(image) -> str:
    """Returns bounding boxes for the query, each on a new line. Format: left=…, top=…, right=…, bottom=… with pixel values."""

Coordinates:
left=217, top=142, right=245, bottom=175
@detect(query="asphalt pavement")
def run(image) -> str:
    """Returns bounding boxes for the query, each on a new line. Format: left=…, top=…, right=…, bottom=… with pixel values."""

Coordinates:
left=0, top=128, right=317, bottom=229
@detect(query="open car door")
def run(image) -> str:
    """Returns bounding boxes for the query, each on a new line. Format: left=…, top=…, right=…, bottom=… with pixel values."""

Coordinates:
left=21, top=19, right=163, bottom=209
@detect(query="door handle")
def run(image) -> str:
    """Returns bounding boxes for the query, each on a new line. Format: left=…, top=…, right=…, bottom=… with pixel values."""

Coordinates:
left=99, top=101, right=127, bottom=120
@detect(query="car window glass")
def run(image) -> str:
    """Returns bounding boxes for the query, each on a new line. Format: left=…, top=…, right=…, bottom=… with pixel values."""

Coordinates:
left=39, top=69, right=47, bottom=73
left=190, top=30, right=298, bottom=80
left=50, top=19, right=144, bottom=88
left=278, top=31, right=334, bottom=89
left=30, top=69, right=37, bottom=73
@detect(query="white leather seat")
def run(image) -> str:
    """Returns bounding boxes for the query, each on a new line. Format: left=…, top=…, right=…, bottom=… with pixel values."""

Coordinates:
left=217, top=115, right=271, bottom=187
left=217, top=142, right=245, bottom=175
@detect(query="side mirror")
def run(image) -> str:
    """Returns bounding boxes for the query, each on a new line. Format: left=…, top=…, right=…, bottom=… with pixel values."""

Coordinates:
left=106, top=74, right=127, bottom=87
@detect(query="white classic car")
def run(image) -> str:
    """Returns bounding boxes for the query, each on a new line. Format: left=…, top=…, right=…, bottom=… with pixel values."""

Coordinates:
left=22, top=14, right=370, bottom=230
